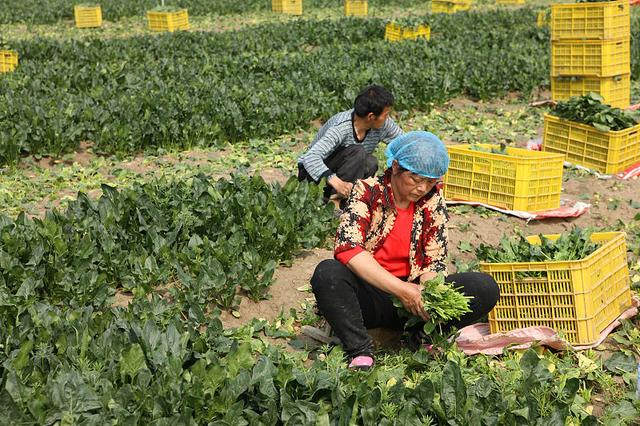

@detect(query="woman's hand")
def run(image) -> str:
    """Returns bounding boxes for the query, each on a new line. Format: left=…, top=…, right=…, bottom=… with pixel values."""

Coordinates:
left=397, top=282, right=430, bottom=321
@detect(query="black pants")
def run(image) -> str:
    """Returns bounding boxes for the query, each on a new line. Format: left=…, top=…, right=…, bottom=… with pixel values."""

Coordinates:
left=298, top=144, right=378, bottom=201
left=311, top=259, right=500, bottom=358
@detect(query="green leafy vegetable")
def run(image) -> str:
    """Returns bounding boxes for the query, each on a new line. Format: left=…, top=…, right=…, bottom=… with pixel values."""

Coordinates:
left=394, top=274, right=472, bottom=334
left=476, top=227, right=599, bottom=264
left=551, top=93, right=640, bottom=132
left=469, top=143, right=508, bottom=155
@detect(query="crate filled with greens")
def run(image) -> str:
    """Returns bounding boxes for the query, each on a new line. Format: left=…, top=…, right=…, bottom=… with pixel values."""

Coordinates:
left=384, top=18, right=430, bottom=42
left=551, top=74, right=630, bottom=109
left=543, top=93, right=640, bottom=173
left=443, top=143, right=564, bottom=212
left=477, top=228, right=632, bottom=345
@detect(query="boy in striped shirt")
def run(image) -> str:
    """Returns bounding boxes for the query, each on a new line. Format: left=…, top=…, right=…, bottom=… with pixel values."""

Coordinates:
left=297, top=85, right=404, bottom=207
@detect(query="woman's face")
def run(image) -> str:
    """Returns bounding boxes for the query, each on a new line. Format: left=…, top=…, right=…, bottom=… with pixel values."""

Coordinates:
left=391, top=162, right=441, bottom=203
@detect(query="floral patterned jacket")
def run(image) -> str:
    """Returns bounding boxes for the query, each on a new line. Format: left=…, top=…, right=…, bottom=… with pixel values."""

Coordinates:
left=334, top=169, right=449, bottom=282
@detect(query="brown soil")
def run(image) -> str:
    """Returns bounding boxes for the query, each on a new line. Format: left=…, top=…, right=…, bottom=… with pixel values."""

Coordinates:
left=25, top=141, right=95, bottom=170
left=220, top=248, right=333, bottom=328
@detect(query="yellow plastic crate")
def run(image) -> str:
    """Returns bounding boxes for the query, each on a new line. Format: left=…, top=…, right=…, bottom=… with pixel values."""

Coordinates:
left=345, top=0, right=367, bottom=16
left=551, top=38, right=630, bottom=77
left=550, top=0, right=630, bottom=41
left=443, top=144, right=564, bottom=212
left=480, top=232, right=632, bottom=345
left=543, top=114, right=640, bottom=174
left=0, top=50, right=18, bottom=73
left=74, top=5, right=102, bottom=28
left=496, top=0, right=525, bottom=5
left=147, top=9, right=189, bottom=32
left=551, top=74, right=630, bottom=109
left=272, top=0, right=302, bottom=15
left=537, top=9, right=549, bottom=28
left=384, top=23, right=431, bottom=42
left=431, top=0, right=471, bottom=14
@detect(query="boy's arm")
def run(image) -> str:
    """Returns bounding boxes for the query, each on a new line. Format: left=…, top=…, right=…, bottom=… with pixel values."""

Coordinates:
left=301, top=127, right=343, bottom=182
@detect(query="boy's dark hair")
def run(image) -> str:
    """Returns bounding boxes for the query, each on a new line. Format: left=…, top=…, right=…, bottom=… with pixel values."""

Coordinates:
left=353, top=85, right=394, bottom=118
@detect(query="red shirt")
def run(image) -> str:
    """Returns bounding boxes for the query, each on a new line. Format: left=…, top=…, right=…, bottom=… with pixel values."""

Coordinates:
left=336, top=202, right=414, bottom=277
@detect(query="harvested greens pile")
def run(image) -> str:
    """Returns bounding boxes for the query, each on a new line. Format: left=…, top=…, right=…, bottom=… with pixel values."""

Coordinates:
left=476, top=227, right=600, bottom=264
left=395, top=274, right=471, bottom=333
left=551, top=93, right=640, bottom=132
left=469, top=143, right=508, bottom=155
left=385, top=16, right=431, bottom=29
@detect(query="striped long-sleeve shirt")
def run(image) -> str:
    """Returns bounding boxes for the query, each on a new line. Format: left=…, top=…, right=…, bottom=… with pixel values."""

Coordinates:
left=297, top=109, right=403, bottom=182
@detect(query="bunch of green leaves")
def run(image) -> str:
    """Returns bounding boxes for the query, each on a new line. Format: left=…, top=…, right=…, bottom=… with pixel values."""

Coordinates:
left=385, top=16, right=431, bottom=30
left=476, top=227, right=600, bottom=264
left=149, top=5, right=184, bottom=12
left=469, top=142, right=508, bottom=155
left=394, top=274, right=471, bottom=334
left=552, top=93, right=640, bottom=132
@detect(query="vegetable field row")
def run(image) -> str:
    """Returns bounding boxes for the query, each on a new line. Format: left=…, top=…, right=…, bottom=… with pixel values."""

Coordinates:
left=0, top=174, right=334, bottom=311
left=1, top=11, right=555, bottom=164
left=2, top=11, right=638, bottom=165
left=0, top=0, right=427, bottom=25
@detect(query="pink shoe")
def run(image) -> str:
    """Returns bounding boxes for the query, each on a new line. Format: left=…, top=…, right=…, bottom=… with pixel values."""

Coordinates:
left=422, top=344, right=443, bottom=354
left=348, top=355, right=374, bottom=370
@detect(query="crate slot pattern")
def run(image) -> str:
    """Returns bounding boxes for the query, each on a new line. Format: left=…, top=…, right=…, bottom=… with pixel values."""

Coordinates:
left=481, top=232, right=632, bottom=345
left=147, top=10, right=190, bottom=32
left=550, top=0, right=630, bottom=41
left=272, top=0, right=303, bottom=15
left=345, top=0, right=367, bottom=16
left=431, top=0, right=471, bottom=14
left=543, top=114, right=640, bottom=174
left=74, top=5, right=102, bottom=28
left=384, top=23, right=431, bottom=42
left=551, top=74, right=630, bottom=109
left=551, top=38, right=630, bottom=77
left=443, top=144, right=564, bottom=212
left=0, top=50, right=18, bottom=73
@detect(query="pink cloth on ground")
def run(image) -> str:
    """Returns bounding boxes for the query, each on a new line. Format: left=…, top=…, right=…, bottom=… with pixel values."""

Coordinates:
left=455, top=297, right=639, bottom=355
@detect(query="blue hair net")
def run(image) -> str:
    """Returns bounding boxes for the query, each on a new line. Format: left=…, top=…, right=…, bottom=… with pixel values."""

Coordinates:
left=385, top=131, right=449, bottom=178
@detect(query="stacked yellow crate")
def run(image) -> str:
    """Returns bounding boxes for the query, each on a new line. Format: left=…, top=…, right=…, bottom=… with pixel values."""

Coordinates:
left=550, top=0, right=631, bottom=108
left=384, top=22, right=431, bottom=42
